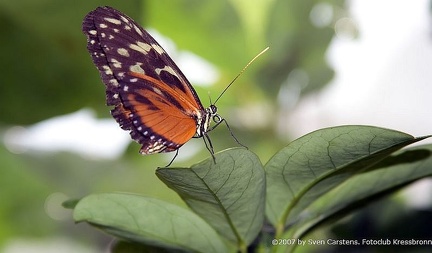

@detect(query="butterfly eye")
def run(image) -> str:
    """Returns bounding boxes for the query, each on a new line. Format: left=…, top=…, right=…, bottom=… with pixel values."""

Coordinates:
left=209, top=104, right=218, bottom=114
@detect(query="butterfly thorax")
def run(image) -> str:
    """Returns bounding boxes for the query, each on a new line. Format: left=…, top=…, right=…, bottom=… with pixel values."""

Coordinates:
left=195, top=104, right=218, bottom=138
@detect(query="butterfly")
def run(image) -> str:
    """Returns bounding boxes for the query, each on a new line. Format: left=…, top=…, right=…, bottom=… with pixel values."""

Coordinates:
left=82, top=6, right=244, bottom=165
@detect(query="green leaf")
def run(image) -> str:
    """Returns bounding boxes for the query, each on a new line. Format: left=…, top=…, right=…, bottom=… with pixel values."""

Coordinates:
left=156, top=148, right=265, bottom=248
left=292, top=144, right=432, bottom=239
left=265, top=125, right=428, bottom=232
left=112, top=240, right=177, bottom=253
left=62, top=198, right=80, bottom=209
left=73, top=193, right=227, bottom=253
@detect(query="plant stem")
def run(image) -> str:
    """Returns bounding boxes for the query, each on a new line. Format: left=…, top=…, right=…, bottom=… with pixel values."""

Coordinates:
left=238, top=241, right=247, bottom=253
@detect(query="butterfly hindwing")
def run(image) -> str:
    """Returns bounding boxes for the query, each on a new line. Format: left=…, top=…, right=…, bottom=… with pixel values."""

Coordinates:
left=82, top=6, right=206, bottom=154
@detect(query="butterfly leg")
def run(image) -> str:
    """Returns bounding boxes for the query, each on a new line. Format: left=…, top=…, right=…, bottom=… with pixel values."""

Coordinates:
left=162, top=149, right=179, bottom=168
left=202, top=133, right=216, bottom=163
left=209, top=116, right=248, bottom=150
left=222, top=119, right=248, bottom=149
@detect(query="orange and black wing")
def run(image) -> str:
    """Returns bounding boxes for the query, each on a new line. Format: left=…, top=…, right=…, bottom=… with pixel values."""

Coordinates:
left=82, top=6, right=205, bottom=154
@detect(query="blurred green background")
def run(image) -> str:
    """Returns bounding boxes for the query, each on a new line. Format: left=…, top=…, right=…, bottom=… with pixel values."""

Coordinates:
left=1, top=0, right=432, bottom=252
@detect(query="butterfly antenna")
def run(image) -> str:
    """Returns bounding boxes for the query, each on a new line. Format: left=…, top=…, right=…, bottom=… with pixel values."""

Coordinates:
left=208, top=91, right=213, bottom=105
left=213, top=47, right=269, bottom=105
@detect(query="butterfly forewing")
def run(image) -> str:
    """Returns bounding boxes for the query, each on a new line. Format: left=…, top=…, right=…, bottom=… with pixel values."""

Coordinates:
left=83, top=6, right=206, bottom=154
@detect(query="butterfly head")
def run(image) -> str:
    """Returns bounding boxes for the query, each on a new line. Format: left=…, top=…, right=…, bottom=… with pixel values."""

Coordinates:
left=195, top=104, right=219, bottom=138
left=207, top=104, right=218, bottom=115
left=208, top=104, right=223, bottom=125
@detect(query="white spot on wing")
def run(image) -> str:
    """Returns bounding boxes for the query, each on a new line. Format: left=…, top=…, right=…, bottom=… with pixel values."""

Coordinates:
left=99, top=23, right=108, bottom=28
left=146, top=138, right=166, bottom=153
left=153, top=87, right=163, bottom=96
left=120, top=16, right=129, bottom=23
left=129, top=64, right=145, bottom=74
left=111, top=58, right=122, bottom=68
left=102, top=65, right=113, bottom=75
left=155, top=66, right=179, bottom=78
left=104, top=17, right=122, bottom=25
left=151, top=44, right=165, bottom=55
left=109, top=79, right=119, bottom=86
left=129, top=41, right=152, bottom=55
left=147, top=143, right=165, bottom=153
left=89, top=30, right=97, bottom=35
left=133, top=24, right=143, bottom=36
left=117, top=48, right=130, bottom=57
